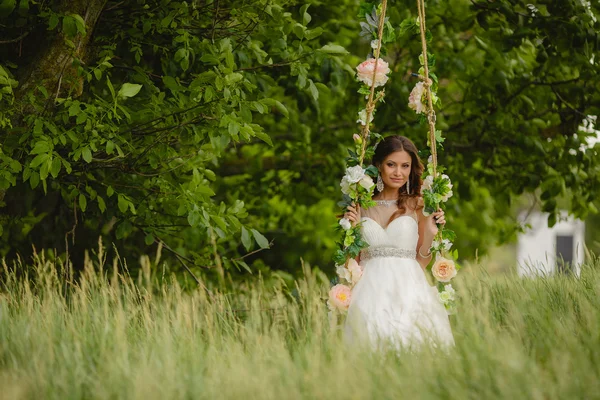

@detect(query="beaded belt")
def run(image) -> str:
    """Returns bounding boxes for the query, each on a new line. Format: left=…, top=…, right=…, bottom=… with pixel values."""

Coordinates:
left=361, top=247, right=417, bottom=261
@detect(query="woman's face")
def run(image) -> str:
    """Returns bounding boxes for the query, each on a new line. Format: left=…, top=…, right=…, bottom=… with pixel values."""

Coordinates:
left=379, top=150, right=412, bottom=190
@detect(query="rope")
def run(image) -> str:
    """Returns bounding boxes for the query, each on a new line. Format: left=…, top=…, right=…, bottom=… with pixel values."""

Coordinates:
left=416, top=0, right=438, bottom=178
left=358, top=0, right=388, bottom=167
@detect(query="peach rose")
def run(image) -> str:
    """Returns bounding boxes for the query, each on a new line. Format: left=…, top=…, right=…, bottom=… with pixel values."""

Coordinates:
left=328, top=284, right=352, bottom=311
left=431, top=257, right=457, bottom=282
left=356, top=58, right=390, bottom=88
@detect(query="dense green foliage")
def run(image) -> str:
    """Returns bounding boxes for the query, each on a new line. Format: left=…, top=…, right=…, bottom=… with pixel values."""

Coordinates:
left=0, top=0, right=599, bottom=280
left=1, top=253, right=600, bottom=398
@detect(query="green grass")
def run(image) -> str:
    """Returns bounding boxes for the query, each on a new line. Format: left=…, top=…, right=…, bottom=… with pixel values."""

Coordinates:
left=1, top=246, right=600, bottom=400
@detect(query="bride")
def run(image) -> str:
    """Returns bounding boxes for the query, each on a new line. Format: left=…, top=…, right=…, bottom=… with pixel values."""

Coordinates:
left=342, top=135, right=454, bottom=350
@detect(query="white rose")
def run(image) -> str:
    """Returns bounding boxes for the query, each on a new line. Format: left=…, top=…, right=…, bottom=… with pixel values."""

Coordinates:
left=339, top=218, right=352, bottom=230
left=439, top=291, right=452, bottom=303
left=441, top=174, right=453, bottom=190
left=345, top=165, right=364, bottom=183
left=356, top=109, right=374, bottom=126
left=445, top=284, right=456, bottom=297
left=359, top=175, right=374, bottom=190
left=340, top=176, right=352, bottom=195
left=441, top=190, right=453, bottom=202
left=370, top=39, right=380, bottom=50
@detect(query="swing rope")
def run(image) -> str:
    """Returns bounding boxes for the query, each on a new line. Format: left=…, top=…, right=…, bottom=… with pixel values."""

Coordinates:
left=416, top=0, right=438, bottom=178
left=358, top=0, right=388, bottom=167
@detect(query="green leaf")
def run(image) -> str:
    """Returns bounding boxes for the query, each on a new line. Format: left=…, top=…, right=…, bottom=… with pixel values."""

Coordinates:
left=82, top=147, right=92, bottom=163
left=48, top=13, right=59, bottom=30
left=261, top=98, right=289, bottom=118
left=145, top=233, right=154, bottom=246
left=300, top=4, right=311, bottom=25
left=30, top=153, right=48, bottom=168
left=97, top=196, right=106, bottom=213
left=118, top=83, right=143, bottom=98
left=196, top=185, right=215, bottom=196
left=318, top=44, right=349, bottom=55
left=62, top=15, right=78, bottom=38
left=251, top=128, right=273, bottom=147
left=30, top=141, right=50, bottom=155
left=233, top=259, right=252, bottom=274
left=251, top=229, right=269, bottom=249
left=106, top=186, right=114, bottom=197
left=187, top=208, right=201, bottom=227
left=241, top=226, right=252, bottom=251
left=79, top=193, right=87, bottom=212
left=29, top=171, right=40, bottom=189
left=117, top=194, right=129, bottom=213
left=106, top=77, right=115, bottom=99
left=50, top=157, right=61, bottom=178
left=308, top=80, right=319, bottom=101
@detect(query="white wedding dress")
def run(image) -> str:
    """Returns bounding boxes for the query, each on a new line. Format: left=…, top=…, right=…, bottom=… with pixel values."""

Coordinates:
left=344, top=202, right=454, bottom=351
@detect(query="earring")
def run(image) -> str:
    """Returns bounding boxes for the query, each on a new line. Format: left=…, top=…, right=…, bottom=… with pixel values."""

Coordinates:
left=376, top=175, right=384, bottom=192
left=406, top=179, right=411, bottom=195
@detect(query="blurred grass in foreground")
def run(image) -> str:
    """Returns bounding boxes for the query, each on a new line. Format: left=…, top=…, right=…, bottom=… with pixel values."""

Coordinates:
left=1, top=243, right=599, bottom=400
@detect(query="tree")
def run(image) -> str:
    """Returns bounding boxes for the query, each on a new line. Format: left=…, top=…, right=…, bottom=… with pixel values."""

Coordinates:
left=0, top=0, right=350, bottom=282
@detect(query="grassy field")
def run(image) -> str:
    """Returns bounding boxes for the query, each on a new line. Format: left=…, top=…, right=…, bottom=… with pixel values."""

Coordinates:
left=1, top=247, right=599, bottom=400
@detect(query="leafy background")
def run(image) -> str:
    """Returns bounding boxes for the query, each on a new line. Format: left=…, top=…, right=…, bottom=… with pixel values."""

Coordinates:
left=0, top=0, right=599, bottom=285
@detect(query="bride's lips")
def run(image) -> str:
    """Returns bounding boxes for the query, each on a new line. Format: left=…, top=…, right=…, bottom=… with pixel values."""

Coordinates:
left=390, top=178, right=403, bottom=183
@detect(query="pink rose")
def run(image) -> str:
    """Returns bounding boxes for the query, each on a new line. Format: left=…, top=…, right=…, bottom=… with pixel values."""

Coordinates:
left=328, top=284, right=352, bottom=311
left=356, top=58, right=390, bottom=88
left=431, top=257, right=457, bottom=283
left=408, top=82, right=426, bottom=114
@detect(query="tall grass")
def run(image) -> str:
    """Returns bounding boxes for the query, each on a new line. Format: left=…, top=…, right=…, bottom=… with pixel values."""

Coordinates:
left=1, top=245, right=599, bottom=400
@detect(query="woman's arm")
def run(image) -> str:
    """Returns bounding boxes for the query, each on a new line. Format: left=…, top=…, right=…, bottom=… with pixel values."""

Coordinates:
left=416, top=215, right=434, bottom=269
left=415, top=199, right=445, bottom=269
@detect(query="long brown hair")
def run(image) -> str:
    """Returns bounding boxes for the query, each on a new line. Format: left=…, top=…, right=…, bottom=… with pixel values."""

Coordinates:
left=372, top=135, right=424, bottom=220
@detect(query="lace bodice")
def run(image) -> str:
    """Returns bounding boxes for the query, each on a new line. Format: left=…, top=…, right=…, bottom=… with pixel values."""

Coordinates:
left=361, top=202, right=419, bottom=252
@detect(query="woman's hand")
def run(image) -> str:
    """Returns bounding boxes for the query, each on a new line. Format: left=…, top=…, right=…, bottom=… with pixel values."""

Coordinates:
left=344, top=203, right=361, bottom=227
left=425, top=208, right=446, bottom=238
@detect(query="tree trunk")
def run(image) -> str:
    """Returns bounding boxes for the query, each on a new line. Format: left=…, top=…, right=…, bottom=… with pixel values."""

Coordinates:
left=15, top=0, right=108, bottom=103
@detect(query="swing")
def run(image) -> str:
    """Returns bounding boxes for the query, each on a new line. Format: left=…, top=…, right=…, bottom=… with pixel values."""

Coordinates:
left=329, top=0, right=460, bottom=315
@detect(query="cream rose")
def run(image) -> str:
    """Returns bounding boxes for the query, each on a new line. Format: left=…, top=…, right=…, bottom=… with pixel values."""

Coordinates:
left=408, top=82, right=426, bottom=114
left=335, top=264, right=352, bottom=284
left=356, top=58, right=390, bottom=88
left=431, top=257, right=458, bottom=282
left=421, top=175, right=433, bottom=193
left=347, top=258, right=363, bottom=285
left=359, top=175, right=374, bottom=190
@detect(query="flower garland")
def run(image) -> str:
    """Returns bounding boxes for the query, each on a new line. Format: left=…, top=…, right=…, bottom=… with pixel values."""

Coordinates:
left=329, top=1, right=391, bottom=316
left=411, top=0, right=461, bottom=313
left=329, top=0, right=461, bottom=317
